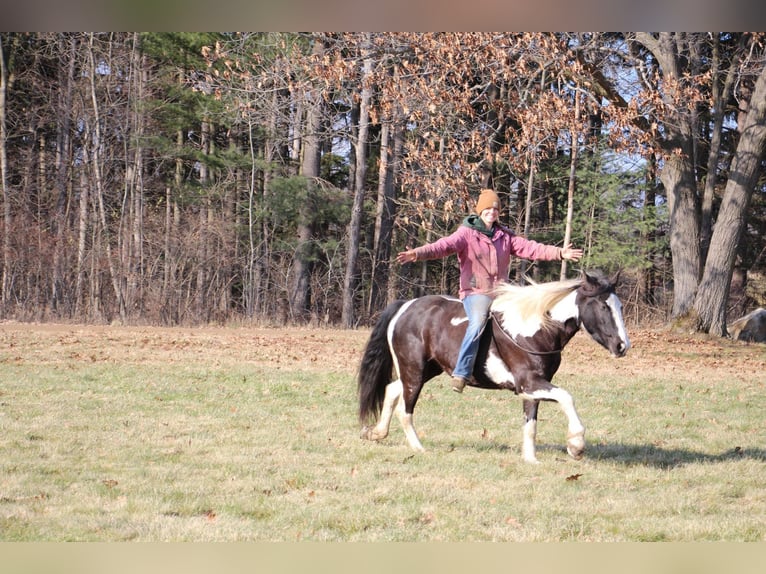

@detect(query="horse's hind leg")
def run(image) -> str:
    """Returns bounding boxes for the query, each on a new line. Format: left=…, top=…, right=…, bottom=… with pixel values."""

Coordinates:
left=361, top=379, right=403, bottom=442
left=360, top=379, right=425, bottom=452
left=396, top=377, right=426, bottom=452
left=395, top=399, right=425, bottom=452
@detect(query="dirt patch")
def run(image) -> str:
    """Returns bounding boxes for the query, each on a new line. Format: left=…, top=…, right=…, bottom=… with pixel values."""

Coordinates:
left=0, top=322, right=366, bottom=373
left=1, top=321, right=764, bottom=381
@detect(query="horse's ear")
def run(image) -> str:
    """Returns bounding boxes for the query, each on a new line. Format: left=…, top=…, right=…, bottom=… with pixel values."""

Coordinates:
left=578, top=269, right=600, bottom=295
left=581, top=269, right=598, bottom=285
left=609, top=269, right=622, bottom=287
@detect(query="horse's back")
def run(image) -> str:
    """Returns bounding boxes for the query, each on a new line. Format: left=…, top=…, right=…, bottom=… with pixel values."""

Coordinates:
left=390, top=294, right=466, bottom=377
left=409, top=294, right=462, bottom=312
left=396, top=294, right=464, bottom=333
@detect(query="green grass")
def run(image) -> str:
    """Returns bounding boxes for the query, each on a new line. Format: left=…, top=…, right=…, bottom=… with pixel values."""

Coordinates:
left=0, top=326, right=764, bottom=541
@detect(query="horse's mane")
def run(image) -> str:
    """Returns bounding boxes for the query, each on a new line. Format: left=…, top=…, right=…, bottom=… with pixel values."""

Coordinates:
left=490, top=277, right=581, bottom=332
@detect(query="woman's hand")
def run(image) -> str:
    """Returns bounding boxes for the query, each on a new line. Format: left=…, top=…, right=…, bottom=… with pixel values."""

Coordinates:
left=396, top=250, right=417, bottom=264
left=561, top=243, right=584, bottom=262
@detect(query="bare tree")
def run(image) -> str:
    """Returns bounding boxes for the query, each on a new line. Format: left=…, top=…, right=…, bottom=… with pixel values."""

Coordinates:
left=0, top=34, right=11, bottom=308
left=342, top=33, right=373, bottom=328
left=693, top=60, right=766, bottom=335
left=290, top=36, right=325, bottom=321
left=632, top=33, right=702, bottom=318
left=560, top=88, right=581, bottom=280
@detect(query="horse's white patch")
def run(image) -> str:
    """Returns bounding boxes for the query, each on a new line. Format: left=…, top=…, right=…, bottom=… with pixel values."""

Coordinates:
left=549, top=291, right=579, bottom=325
left=499, top=310, right=544, bottom=338
left=483, top=350, right=515, bottom=387
left=607, top=293, right=631, bottom=352
left=499, top=290, right=579, bottom=337
left=387, top=299, right=418, bottom=379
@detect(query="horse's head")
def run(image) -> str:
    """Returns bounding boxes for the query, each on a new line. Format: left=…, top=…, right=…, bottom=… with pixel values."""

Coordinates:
left=576, top=271, right=631, bottom=358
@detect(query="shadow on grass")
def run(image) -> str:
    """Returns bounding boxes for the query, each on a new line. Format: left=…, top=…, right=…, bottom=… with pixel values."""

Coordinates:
left=438, top=439, right=766, bottom=469
left=586, top=443, right=766, bottom=469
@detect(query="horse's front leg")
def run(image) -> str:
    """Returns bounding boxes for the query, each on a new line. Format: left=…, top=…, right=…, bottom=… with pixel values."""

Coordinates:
left=522, top=399, right=540, bottom=463
left=520, top=378, right=585, bottom=461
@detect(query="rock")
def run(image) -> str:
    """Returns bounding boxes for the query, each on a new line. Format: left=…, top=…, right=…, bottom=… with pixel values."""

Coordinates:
left=729, top=308, right=766, bottom=342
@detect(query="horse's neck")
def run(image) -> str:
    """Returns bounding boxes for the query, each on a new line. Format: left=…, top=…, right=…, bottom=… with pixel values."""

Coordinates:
left=495, top=290, right=580, bottom=343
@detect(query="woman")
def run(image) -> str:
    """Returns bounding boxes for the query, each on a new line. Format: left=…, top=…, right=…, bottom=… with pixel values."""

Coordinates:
left=396, top=188, right=583, bottom=393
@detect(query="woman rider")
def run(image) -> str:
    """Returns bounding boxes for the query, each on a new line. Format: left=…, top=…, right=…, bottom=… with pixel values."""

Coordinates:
left=396, top=188, right=583, bottom=393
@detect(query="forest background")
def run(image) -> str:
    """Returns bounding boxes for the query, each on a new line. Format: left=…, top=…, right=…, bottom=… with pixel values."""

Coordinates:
left=0, top=32, right=765, bottom=335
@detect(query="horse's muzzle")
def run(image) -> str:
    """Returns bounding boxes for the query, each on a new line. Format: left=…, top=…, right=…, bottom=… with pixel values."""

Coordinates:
left=612, top=341, right=629, bottom=358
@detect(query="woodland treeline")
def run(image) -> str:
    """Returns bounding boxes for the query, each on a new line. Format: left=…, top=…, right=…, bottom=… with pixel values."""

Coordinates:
left=0, top=32, right=765, bottom=333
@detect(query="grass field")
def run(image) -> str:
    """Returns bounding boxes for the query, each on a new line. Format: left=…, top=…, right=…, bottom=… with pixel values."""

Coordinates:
left=0, top=321, right=764, bottom=541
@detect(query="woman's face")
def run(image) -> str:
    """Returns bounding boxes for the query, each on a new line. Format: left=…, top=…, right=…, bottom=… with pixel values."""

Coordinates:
left=480, top=207, right=499, bottom=228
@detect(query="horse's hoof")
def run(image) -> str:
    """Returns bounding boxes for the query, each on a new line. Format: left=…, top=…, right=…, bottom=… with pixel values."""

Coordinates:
left=361, top=425, right=387, bottom=442
left=567, top=446, right=585, bottom=460
left=566, top=432, right=585, bottom=460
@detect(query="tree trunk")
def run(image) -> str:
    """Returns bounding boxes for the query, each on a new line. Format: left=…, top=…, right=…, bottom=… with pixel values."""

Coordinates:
left=245, top=115, right=260, bottom=319
left=386, top=120, right=405, bottom=306
left=700, top=35, right=740, bottom=266
left=637, top=33, right=702, bottom=319
left=195, top=119, right=211, bottom=321
left=639, top=155, right=659, bottom=306
left=162, top=69, right=185, bottom=324
left=342, top=34, right=372, bottom=328
left=290, top=37, right=324, bottom=321
left=126, top=34, right=145, bottom=318
left=368, top=117, right=399, bottom=315
left=517, top=144, right=537, bottom=283
left=0, top=34, right=11, bottom=310
left=87, top=33, right=126, bottom=322
left=74, top=170, right=89, bottom=316
left=560, top=91, right=579, bottom=280
left=51, top=34, right=76, bottom=314
left=693, top=60, right=766, bottom=335
left=662, top=151, right=701, bottom=318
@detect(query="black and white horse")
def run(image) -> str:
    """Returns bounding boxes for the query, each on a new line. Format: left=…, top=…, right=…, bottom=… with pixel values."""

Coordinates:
left=357, top=272, right=630, bottom=463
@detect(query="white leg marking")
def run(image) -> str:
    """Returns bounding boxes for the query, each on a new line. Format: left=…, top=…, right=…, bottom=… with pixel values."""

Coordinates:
left=364, top=380, right=402, bottom=441
left=522, top=418, right=539, bottom=463
left=397, top=405, right=425, bottom=452
left=521, top=386, right=585, bottom=459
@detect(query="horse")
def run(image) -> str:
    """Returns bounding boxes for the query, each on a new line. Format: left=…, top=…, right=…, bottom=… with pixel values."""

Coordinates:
left=357, top=271, right=630, bottom=463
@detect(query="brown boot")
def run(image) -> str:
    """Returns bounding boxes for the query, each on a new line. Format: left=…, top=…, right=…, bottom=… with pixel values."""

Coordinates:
left=452, top=375, right=467, bottom=393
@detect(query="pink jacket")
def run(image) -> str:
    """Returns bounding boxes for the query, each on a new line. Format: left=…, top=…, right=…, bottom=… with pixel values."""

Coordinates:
left=413, top=223, right=562, bottom=299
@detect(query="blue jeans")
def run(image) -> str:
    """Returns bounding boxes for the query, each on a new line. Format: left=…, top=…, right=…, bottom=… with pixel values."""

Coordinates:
left=453, top=294, right=492, bottom=379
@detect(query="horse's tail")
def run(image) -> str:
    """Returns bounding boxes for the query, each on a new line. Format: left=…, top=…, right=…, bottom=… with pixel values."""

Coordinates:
left=358, top=299, right=407, bottom=424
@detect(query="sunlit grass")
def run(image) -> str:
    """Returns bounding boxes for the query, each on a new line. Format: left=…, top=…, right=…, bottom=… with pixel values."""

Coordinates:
left=0, top=325, right=764, bottom=540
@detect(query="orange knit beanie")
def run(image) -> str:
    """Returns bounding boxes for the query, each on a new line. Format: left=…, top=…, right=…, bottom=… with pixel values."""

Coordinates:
left=475, top=188, right=501, bottom=214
